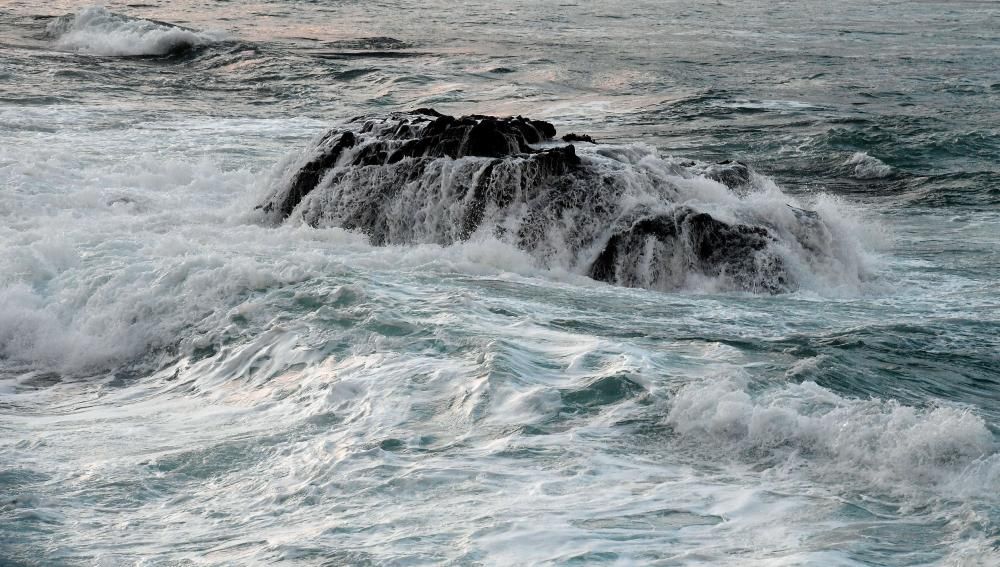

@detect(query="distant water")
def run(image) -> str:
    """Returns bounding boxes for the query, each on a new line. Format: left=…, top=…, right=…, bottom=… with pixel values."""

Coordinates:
left=1, top=1, right=998, bottom=565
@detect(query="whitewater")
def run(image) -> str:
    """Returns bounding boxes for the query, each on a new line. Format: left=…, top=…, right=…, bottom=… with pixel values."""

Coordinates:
left=1, top=2, right=998, bottom=565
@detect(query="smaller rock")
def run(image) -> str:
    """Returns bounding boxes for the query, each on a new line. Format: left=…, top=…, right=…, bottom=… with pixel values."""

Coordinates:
left=562, top=133, right=596, bottom=144
left=704, top=160, right=752, bottom=189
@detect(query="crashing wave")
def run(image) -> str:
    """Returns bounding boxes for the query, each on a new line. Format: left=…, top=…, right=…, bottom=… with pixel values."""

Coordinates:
left=46, top=7, right=221, bottom=57
left=845, top=151, right=894, bottom=179
left=666, top=375, right=999, bottom=496
left=258, top=109, right=870, bottom=294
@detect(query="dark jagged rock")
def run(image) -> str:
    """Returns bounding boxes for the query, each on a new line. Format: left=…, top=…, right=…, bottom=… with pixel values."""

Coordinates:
left=409, top=107, right=445, bottom=118
left=264, top=130, right=356, bottom=218
left=703, top=160, right=752, bottom=189
left=260, top=111, right=571, bottom=220
left=256, top=109, right=837, bottom=293
left=562, top=133, right=596, bottom=144
left=589, top=208, right=786, bottom=293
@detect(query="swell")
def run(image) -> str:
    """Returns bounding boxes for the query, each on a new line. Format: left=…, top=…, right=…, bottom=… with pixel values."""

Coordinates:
left=692, top=321, right=1000, bottom=422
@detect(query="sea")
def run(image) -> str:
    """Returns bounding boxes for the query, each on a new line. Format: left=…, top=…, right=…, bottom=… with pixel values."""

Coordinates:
left=1, top=1, right=998, bottom=565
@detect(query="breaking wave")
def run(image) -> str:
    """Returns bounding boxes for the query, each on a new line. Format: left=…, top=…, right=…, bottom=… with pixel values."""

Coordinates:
left=46, top=7, right=222, bottom=57
left=666, top=374, right=1000, bottom=498
left=845, top=151, right=894, bottom=179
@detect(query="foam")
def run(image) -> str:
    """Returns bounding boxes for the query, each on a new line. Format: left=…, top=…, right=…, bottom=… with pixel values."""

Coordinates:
left=0, top=103, right=894, bottom=378
left=665, top=374, right=999, bottom=499
left=1, top=4, right=996, bottom=564
left=845, top=151, right=894, bottom=179
left=0, top=117, right=887, bottom=373
left=46, top=7, right=222, bottom=57
left=0, top=112, right=594, bottom=373
left=0, top=113, right=322, bottom=372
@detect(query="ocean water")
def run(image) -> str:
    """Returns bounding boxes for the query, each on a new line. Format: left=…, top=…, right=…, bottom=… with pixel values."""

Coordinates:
left=1, top=1, right=999, bottom=565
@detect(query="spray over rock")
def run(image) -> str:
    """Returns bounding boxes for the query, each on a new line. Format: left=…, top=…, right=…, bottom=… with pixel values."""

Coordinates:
left=259, top=110, right=865, bottom=294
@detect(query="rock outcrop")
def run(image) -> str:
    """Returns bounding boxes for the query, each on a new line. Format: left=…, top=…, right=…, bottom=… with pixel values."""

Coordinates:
left=258, top=109, right=842, bottom=293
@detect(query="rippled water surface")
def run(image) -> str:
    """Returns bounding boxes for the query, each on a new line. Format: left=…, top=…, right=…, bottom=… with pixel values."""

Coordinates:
left=1, top=1, right=998, bottom=565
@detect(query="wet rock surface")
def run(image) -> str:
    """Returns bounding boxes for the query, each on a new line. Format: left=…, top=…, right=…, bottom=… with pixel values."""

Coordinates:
left=259, top=109, right=823, bottom=293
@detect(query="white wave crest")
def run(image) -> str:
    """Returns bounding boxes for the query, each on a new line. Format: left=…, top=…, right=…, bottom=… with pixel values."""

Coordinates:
left=845, top=151, right=894, bottom=179
left=46, top=6, right=221, bottom=56
left=666, top=375, right=999, bottom=497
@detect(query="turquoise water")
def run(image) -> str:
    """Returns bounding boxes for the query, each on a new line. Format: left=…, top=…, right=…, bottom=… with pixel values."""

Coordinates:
left=1, top=1, right=998, bottom=564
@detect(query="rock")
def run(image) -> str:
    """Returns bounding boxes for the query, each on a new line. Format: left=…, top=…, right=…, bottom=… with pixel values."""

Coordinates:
left=326, top=36, right=411, bottom=50
left=562, top=133, right=596, bottom=143
left=589, top=208, right=786, bottom=293
left=260, top=110, right=573, bottom=221
left=257, top=109, right=815, bottom=293
left=702, top=160, right=752, bottom=189
left=262, top=130, right=356, bottom=218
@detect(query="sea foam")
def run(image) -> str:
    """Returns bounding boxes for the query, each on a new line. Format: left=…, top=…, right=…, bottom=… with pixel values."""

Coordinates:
left=666, top=375, right=999, bottom=498
left=845, top=151, right=894, bottom=179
